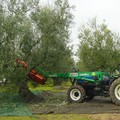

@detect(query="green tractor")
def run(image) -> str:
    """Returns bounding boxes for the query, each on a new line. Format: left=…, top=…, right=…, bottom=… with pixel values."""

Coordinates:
left=30, top=66, right=120, bottom=106
left=17, top=60, right=120, bottom=105
left=67, top=71, right=120, bottom=106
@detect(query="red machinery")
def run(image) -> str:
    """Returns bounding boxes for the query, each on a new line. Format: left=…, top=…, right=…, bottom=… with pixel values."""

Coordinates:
left=16, top=59, right=45, bottom=84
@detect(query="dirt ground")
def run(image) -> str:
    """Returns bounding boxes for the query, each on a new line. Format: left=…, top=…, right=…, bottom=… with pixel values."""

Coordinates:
left=28, top=91, right=120, bottom=115
left=89, top=114, right=120, bottom=120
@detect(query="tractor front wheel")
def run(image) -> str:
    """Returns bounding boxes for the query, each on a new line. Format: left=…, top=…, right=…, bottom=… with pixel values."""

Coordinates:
left=67, top=85, right=85, bottom=103
left=110, top=78, right=120, bottom=105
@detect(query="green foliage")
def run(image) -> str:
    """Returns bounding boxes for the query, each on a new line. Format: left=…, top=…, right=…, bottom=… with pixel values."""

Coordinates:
left=31, top=0, right=74, bottom=73
left=0, top=0, right=74, bottom=90
left=30, top=0, right=74, bottom=85
left=77, top=18, right=120, bottom=72
left=0, top=0, right=38, bottom=87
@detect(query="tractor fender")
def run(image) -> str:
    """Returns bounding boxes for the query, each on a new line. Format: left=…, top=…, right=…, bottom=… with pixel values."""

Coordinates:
left=109, top=77, right=119, bottom=88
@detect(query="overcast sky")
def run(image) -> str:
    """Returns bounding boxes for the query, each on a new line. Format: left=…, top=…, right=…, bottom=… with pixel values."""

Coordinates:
left=41, top=0, right=120, bottom=60
left=69, top=0, right=120, bottom=46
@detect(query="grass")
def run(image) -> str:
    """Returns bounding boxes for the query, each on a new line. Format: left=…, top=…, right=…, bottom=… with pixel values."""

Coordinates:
left=38, top=114, right=90, bottom=120
left=0, top=84, right=15, bottom=93
left=29, top=81, right=71, bottom=92
left=0, top=114, right=91, bottom=120
left=1, top=114, right=120, bottom=120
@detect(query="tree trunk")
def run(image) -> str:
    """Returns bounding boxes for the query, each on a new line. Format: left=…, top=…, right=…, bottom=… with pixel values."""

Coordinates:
left=53, top=78, right=62, bottom=86
left=19, top=79, right=44, bottom=103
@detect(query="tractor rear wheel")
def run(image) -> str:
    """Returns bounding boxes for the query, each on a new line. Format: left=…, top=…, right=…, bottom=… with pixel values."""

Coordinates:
left=110, top=78, right=120, bottom=105
left=67, top=85, right=85, bottom=103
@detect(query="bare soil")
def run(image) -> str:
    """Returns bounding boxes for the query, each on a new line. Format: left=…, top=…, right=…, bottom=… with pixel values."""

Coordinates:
left=28, top=91, right=120, bottom=114
left=89, top=114, right=120, bottom=120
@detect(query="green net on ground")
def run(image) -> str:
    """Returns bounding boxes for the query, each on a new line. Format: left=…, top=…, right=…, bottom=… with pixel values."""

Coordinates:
left=0, top=92, right=32, bottom=116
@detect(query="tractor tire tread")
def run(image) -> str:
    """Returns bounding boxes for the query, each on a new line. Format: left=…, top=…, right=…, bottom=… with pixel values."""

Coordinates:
left=110, top=78, right=120, bottom=105
left=67, top=85, right=85, bottom=103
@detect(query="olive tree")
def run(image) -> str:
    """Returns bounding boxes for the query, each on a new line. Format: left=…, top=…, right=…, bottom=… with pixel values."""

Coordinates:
left=77, top=18, right=120, bottom=72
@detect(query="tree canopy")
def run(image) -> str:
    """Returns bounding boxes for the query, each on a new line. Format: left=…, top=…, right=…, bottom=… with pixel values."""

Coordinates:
left=77, top=18, right=120, bottom=72
left=0, top=0, right=74, bottom=94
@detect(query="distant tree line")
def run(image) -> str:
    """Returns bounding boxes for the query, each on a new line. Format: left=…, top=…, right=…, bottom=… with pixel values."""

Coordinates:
left=77, top=18, right=120, bottom=72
